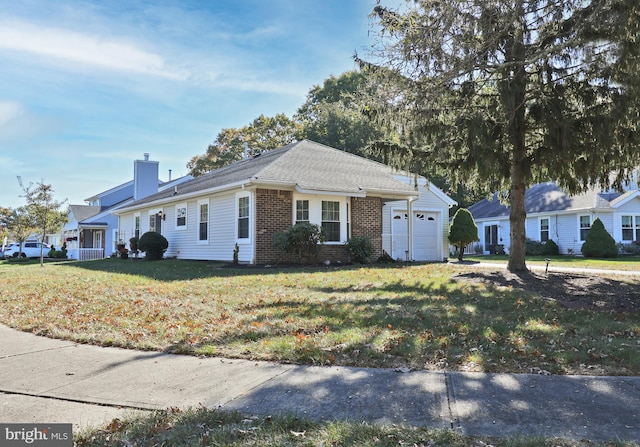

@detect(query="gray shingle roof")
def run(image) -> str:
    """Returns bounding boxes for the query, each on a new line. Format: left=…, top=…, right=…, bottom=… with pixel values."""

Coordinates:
left=69, top=205, right=102, bottom=223
left=124, top=140, right=417, bottom=209
left=469, top=182, right=625, bottom=220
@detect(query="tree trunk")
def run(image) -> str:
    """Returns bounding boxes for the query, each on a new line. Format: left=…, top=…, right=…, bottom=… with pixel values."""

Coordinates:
left=506, top=0, right=528, bottom=273
left=508, top=162, right=528, bottom=272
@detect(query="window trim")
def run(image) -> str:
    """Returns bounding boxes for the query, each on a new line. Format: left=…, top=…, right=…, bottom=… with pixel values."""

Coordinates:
left=198, top=199, right=209, bottom=244
left=175, top=203, right=187, bottom=230
left=236, top=192, right=252, bottom=243
left=295, top=199, right=310, bottom=224
left=321, top=200, right=341, bottom=243
left=578, top=215, right=591, bottom=242
left=539, top=216, right=550, bottom=242
left=621, top=214, right=640, bottom=242
left=148, top=211, right=157, bottom=233
left=134, top=213, right=140, bottom=239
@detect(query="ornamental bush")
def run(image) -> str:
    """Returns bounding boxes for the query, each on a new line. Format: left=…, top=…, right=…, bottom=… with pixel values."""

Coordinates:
left=448, top=208, right=479, bottom=261
left=138, top=231, right=169, bottom=261
left=581, top=218, right=617, bottom=258
left=274, top=223, right=325, bottom=264
left=345, top=236, right=374, bottom=264
left=541, top=239, right=559, bottom=256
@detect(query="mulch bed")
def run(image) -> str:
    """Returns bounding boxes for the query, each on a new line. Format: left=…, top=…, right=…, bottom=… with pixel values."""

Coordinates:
left=454, top=270, right=640, bottom=313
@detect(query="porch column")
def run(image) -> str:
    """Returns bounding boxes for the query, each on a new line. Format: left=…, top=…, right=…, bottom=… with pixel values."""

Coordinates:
left=407, top=197, right=414, bottom=261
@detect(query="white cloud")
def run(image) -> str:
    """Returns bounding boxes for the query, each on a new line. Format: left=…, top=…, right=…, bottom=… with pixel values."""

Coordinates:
left=0, top=101, right=23, bottom=127
left=0, top=20, right=186, bottom=80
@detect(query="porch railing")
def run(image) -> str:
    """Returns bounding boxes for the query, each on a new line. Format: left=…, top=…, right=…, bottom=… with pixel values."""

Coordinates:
left=79, top=248, right=105, bottom=261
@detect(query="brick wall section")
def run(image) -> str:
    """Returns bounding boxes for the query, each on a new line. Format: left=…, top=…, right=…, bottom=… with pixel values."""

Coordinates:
left=254, top=189, right=382, bottom=264
left=350, top=196, right=383, bottom=261
left=255, top=189, right=294, bottom=264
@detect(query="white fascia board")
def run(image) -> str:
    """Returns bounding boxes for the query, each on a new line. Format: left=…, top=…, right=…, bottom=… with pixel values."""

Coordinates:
left=610, top=190, right=640, bottom=208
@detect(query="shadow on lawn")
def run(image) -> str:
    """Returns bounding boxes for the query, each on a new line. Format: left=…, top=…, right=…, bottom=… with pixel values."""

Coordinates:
left=59, top=257, right=368, bottom=281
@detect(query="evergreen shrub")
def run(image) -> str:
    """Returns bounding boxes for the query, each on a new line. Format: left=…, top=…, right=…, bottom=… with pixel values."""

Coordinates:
left=274, top=223, right=325, bottom=264
left=138, top=231, right=169, bottom=261
left=581, top=218, right=617, bottom=258
left=345, top=236, right=374, bottom=264
left=541, top=239, right=559, bottom=256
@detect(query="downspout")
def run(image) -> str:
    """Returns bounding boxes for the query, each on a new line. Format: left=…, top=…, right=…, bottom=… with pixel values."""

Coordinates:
left=407, top=196, right=417, bottom=261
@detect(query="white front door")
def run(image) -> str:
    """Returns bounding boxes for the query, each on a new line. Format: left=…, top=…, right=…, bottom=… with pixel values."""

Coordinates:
left=392, top=211, right=409, bottom=260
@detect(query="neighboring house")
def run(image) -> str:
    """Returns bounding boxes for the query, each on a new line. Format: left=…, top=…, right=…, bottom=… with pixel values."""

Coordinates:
left=468, top=182, right=640, bottom=255
left=62, top=154, right=192, bottom=260
left=114, top=140, right=456, bottom=264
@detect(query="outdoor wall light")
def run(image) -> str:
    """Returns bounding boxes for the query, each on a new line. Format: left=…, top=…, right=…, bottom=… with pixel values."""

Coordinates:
left=158, top=211, right=166, bottom=221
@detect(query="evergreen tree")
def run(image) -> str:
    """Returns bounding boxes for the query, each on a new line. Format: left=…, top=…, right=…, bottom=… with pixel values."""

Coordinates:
left=358, top=0, right=640, bottom=271
left=448, top=208, right=479, bottom=261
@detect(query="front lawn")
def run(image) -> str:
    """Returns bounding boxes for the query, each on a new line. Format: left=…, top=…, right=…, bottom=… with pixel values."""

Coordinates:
left=0, top=259, right=638, bottom=375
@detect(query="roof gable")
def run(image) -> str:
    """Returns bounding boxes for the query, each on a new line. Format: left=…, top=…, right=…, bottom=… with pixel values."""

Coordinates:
left=121, top=140, right=417, bottom=210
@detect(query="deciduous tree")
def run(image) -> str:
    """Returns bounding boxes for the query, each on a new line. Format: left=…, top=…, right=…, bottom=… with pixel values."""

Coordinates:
left=22, top=182, right=67, bottom=266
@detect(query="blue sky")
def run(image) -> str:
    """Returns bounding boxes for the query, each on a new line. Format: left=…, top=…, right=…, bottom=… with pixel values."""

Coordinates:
left=0, top=0, right=391, bottom=209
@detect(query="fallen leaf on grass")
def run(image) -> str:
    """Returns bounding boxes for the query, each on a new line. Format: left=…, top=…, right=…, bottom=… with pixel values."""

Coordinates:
left=290, top=430, right=306, bottom=437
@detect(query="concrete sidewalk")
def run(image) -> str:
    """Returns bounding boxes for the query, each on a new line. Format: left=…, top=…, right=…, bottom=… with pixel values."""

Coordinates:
left=1, top=325, right=638, bottom=442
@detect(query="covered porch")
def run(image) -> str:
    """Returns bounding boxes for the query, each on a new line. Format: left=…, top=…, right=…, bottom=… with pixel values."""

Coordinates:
left=62, top=225, right=107, bottom=261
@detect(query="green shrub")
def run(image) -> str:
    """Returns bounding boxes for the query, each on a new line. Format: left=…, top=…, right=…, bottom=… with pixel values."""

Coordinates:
left=581, top=218, right=618, bottom=258
left=448, top=208, right=479, bottom=261
left=345, top=236, right=374, bottom=264
left=618, top=242, right=640, bottom=255
left=129, top=237, right=139, bottom=252
left=525, top=239, right=544, bottom=255
left=541, top=239, right=559, bottom=256
left=274, top=223, right=325, bottom=264
left=138, top=231, right=169, bottom=261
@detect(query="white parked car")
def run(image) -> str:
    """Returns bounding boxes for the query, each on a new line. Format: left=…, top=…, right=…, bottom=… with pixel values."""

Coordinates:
left=3, top=241, right=51, bottom=258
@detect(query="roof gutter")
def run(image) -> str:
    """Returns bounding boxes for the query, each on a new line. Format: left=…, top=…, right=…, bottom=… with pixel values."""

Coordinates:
left=113, top=179, right=253, bottom=215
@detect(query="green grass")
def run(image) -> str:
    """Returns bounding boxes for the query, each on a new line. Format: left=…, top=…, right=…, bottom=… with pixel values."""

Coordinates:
left=73, top=407, right=639, bottom=447
left=1, top=258, right=638, bottom=375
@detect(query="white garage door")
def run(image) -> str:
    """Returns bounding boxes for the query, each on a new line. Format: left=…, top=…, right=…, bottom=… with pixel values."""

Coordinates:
left=391, top=211, right=440, bottom=261
left=413, top=212, right=439, bottom=261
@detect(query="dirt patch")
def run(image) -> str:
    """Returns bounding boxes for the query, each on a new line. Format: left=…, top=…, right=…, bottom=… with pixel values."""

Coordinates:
left=454, top=270, right=640, bottom=313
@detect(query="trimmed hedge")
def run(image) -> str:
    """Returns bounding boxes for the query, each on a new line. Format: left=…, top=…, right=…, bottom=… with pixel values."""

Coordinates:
left=138, top=231, right=169, bottom=261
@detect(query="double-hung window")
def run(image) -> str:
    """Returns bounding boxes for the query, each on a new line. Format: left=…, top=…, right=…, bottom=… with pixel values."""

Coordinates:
left=579, top=215, right=591, bottom=241
left=540, top=218, right=549, bottom=242
left=134, top=215, right=140, bottom=239
left=238, top=195, right=250, bottom=240
left=296, top=200, right=309, bottom=224
left=199, top=201, right=209, bottom=242
left=622, top=215, right=640, bottom=242
left=322, top=201, right=340, bottom=242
